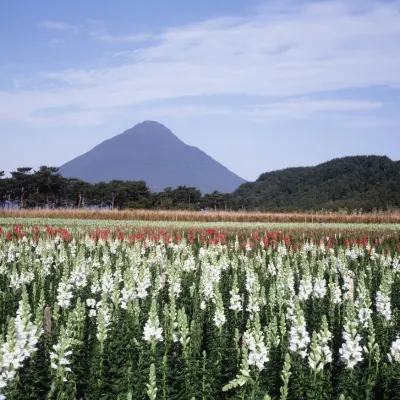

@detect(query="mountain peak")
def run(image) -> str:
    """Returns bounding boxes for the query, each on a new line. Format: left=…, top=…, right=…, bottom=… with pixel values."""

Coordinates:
left=59, top=121, right=246, bottom=193
left=122, top=120, right=179, bottom=142
left=132, top=120, right=168, bottom=130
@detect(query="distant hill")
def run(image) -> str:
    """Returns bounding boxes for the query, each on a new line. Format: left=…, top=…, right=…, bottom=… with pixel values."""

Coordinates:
left=234, top=156, right=400, bottom=211
left=59, top=121, right=245, bottom=194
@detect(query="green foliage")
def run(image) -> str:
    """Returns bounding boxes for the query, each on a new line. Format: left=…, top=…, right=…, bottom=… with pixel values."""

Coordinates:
left=234, top=155, right=400, bottom=211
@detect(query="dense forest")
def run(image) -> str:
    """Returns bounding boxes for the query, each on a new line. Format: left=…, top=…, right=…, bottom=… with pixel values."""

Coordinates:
left=1, top=156, right=399, bottom=211
left=234, top=155, right=400, bottom=211
left=0, top=166, right=232, bottom=211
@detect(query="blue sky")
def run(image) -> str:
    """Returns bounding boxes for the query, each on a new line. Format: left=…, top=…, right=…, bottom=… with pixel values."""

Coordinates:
left=1, top=0, right=400, bottom=181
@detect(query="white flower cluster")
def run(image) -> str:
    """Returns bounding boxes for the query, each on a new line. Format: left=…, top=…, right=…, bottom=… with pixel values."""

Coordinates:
left=9, top=271, right=34, bottom=290
left=136, top=267, right=152, bottom=299
left=169, top=275, right=182, bottom=298
left=101, top=271, right=114, bottom=296
left=289, top=311, right=310, bottom=359
left=57, top=281, right=73, bottom=309
left=376, top=291, right=391, bottom=321
left=229, top=290, right=242, bottom=311
left=331, top=282, right=342, bottom=305
left=199, top=262, right=221, bottom=307
left=182, top=256, right=196, bottom=272
left=339, top=318, right=363, bottom=369
left=120, top=286, right=136, bottom=310
left=267, top=262, right=277, bottom=276
left=277, top=245, right=287, bottom=256
left=0, top=298, right=41, bottom=398
left=357, top=307, right=372, bottom=328
left=298, top=278, right=313, bottom=301
left=243, top=329, right=269, bottom=371
left=50, top=340, right=73, bottom=379
left=213, top=309, right=226, bottom=329
left=313, top=278, right=327, bottom=299
left=388, top=338, right=400, bottom=363
left=143, top=316, right=163, bottom=343
left=308, top=319, right=332, bottom=372
left=86, top=298, right=99, bottom=317
left=70, top=263, right=88, bottom=289
left=246, top=270, right=264, bottom=316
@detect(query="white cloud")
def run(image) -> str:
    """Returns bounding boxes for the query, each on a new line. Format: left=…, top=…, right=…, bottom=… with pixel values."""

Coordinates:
left=2, top=0, right=400, bottom=126
left=38, top=20, right=79, bottom=34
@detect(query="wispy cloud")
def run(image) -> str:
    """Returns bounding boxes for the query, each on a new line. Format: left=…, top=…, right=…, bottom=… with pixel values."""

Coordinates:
left=48, top=39, right=65, bottom=48
left=2, top=0, right=400, bottom=126
left=92, top=31, right=156, bottom=43
left=38, top=20, right=79, bottom=34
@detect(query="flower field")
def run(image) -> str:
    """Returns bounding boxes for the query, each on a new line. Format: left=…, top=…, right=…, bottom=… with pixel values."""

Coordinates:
left=0, top=222, right=400, bottom=399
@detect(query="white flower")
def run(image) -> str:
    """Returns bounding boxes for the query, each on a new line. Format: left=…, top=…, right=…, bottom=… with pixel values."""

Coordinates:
left=143, top=317, right=163, bottom=343
left=388, top=338, right=400, bottom=363
left=376, top=291, right=391, bottom=321
left=332, top=283, right=342, bottom=305
left=313, top=278, right=327, bottom=299
left=298, top=278, right=313, bottom=301
left=56, top=281, right=73, bottom=309
left=357, top=307, right=372, bottom=328
left=86, top=298, right=96, bottom=308
left=339, top=318, right=363, bottom=369
left=213, top=310, right=226, bottom=329
left=229, top=291, right=242, bottom=311
left=243, top=330, right=269, bottom=371
left=289, top=312, right=310, bottom=359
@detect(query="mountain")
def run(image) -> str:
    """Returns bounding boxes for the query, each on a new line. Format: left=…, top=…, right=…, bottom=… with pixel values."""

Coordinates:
left=59, top=121, right=246, bottom=193
left=234, top=156, right=400, bottom=211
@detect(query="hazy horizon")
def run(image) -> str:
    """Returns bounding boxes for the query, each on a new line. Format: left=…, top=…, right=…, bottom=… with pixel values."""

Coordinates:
left=1, top=0, right=400, bottom=180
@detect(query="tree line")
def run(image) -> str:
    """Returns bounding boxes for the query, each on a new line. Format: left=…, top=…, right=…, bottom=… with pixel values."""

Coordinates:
left=0, top=167, right=237, bottom=210
left=2, top=156, right=399, bottom=212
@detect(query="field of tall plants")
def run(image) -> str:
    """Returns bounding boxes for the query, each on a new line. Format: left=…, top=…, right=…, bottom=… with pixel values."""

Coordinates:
left=0, top=222, right=399, bottom=399
left=2, top=208, right=400, bottom=224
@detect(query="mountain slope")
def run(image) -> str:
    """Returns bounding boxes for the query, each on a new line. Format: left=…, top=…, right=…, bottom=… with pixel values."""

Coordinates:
left=59, top=121, right=245, bottom=193
left=234, top=156, right=400, bottom=211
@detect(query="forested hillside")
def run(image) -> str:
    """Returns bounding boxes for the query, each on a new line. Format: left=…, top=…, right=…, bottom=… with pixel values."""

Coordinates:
left=234, top=156, right=400, bottom=211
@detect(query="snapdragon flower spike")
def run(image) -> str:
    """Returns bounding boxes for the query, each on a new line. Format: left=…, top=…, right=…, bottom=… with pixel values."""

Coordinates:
left=199, top=258, right=221, bottom=308
left=288, top=299, right=310, bottom=359
left=312, top=265, right=327, bottom=299
left=246, top=268, right=264, bottom=317
left=96, top=296, right=111, bottom=347
left=330, top=280, right=342, bottom=305
left=0, top=294, right=42, bottom=398
left=143, top=299, right=163, bottom=343
left=57, top=279, right=73, bottom=309
left=49, top=328, right=74, bottom=382
left=213, top=290, right=226, bottom=329
left=243, top=316, right=269, bottom=372
left=308, top=316, right=332, bottom=372
left=339, top=304, right=363, bottom=369
left=229, top=274, right=242, bottom=312
left=298, top=277, right=313, bottom=301
left=354, top=274, right=373, bottom=329
left=376, top=290, right=391, bottom=321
